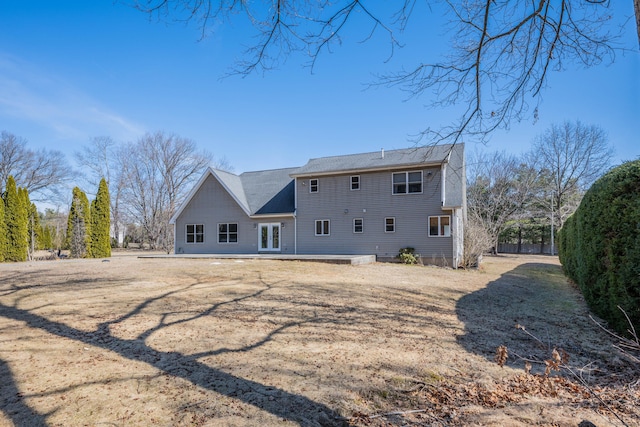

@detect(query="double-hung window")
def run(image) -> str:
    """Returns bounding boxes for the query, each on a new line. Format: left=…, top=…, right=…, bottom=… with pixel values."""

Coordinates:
left=310, top=179, right=319, bottom=193
left=429, top=216, right=451, bottom=237
left=218, top=223, right=238, bottom=243
left=385, top=217, right=395, bottom=233
left=353, top=218, right=363, bottom=233
left=392, top=171, right=423, bottom=194
left=186, top=224, right=204, bottom=243
left=350, top=175, right=360, bottom=191
left=315, top=219, right=330, bottom=236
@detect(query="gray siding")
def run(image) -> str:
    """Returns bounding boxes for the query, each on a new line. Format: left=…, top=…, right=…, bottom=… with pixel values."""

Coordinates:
left=295, top=167, right=454, bottom=263
left=174, top=174, right=294, bottom=254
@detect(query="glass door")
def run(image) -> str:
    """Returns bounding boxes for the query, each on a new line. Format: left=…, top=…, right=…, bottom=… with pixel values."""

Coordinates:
left=258, top=223, right=281, bottom=251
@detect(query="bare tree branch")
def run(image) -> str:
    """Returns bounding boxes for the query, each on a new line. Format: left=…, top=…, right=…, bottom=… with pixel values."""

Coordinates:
left=129, top=1, right=629, bottom=144
left=120, top=131, right=212, bottom=251
left=529, top=120, right=613, bottom=228
left=0, top=131, right=74, bottom=203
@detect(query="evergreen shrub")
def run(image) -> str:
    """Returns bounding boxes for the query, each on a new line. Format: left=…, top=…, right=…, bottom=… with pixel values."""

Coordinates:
left=558, top=160, right=640, bottom=335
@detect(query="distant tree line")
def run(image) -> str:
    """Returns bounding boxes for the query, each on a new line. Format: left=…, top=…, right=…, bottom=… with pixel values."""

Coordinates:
left=1, top=130, right=229, bottom=258
left=464, top=120, right=614, bottom=265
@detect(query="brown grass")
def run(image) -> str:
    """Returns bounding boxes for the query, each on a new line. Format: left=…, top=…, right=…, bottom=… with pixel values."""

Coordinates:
left=0, top=253, right=638, bottom=426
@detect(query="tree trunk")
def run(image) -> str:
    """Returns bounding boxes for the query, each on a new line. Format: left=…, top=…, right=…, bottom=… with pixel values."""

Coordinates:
left=517, top=226, right=522, bottom=254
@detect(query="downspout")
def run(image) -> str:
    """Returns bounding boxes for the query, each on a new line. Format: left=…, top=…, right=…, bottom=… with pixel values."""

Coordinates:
left=293, top=178, right=298, bottom=254
left=173, top=222, right=177, bottom=254
left=294, top=210, right=297, bottom=254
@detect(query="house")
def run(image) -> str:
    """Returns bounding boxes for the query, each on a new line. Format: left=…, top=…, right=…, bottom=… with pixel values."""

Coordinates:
left=169, top=144, right=466, bottom=266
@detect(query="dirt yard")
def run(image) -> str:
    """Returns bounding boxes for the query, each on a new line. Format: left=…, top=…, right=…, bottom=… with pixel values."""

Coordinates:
left=0, top=254, right=638, bottom=426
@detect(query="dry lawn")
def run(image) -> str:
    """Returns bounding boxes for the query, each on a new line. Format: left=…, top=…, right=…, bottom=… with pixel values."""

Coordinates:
left=0, top=253, right=638, bottom=426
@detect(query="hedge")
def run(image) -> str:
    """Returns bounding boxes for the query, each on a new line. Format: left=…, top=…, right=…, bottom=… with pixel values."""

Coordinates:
left=558, top=160, right=640, bottom=335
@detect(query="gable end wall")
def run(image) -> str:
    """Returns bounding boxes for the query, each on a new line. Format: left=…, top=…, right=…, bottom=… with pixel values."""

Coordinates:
left=174, top=174, right=294, bottom=254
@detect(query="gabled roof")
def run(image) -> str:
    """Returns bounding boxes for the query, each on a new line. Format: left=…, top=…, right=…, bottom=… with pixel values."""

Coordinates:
left=214, top=168, right=250, bottom=213
left=170, top=144, right=465, bottom=224
left=290, top=144, right=459, bottom=177
left=169, top=166, right=296, bottom=224
left=240, top=168, right=296, bottom=214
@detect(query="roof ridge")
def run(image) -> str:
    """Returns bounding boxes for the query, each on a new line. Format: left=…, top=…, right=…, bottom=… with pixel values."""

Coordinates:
left=239, top=166, right=299, bottom=176
left=304, top=144, right=455, bottom=162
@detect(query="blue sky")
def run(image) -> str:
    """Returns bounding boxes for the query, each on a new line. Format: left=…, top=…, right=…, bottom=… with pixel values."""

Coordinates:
left=1, top=1, right=638, bottom=179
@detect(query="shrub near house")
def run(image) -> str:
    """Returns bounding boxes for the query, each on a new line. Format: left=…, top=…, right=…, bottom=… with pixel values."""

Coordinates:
left=558, top=160, right=640, bottom=335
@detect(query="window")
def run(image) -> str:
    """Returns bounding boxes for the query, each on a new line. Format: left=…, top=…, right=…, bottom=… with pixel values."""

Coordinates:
left=315, top=219, right=330, bottom=236
left=385, top=217, right=395, bottom=233
left=218, top=223, right=238, bottom=243
left=353, top=218, right=363, bottom=233
left=392, top=171, right=423, bottom=194
left=350, top=175, right=360, bottom=191
left=429, top=216, right=451, bottom=237
left=310, top=179, right=319, bottom=193
left=186, top=224, right=204, bottom=243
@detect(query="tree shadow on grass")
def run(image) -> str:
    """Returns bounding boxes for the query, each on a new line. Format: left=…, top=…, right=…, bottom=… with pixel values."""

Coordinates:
left=0, top=358, right=49, bottom=427
left=455, top=262, right=616, bottom=373
left=0, top=270, right=346, bottom=427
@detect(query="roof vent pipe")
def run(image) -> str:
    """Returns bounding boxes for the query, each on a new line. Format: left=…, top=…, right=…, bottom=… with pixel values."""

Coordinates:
left=381, top=148, right=384, bottom=159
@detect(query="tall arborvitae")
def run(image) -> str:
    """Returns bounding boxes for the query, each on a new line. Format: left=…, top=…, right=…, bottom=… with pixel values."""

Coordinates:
left=0, top=195, right=5, bottom=262
left=39, top=224, right=53, bottom=250
left=91, top=178, right=111, bottom=258
left=4, top=176, right=28, bottom=262
left=66, top=187, right=92, bottom=258
left=30, top=203, right=41, bottom=252
left=20, top=189, right=40, bottom=257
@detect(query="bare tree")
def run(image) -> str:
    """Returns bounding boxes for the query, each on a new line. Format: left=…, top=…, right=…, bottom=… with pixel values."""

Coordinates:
left=130, top=1, right=636, bottom=143
left=0, top=131, right=73, bottom=202
left=529, top=120, right=613, bottom=229
left=75, top=136, right=128, bottom=247
left=121, top=131, right=213, bottom=251
left=467, top=150, right=540, bottom=253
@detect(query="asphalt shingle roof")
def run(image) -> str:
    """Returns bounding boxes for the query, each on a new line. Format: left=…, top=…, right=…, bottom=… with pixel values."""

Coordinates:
left=240, top=168, right=297, bottom=215
left=290, top=145, right=456, bottom=177
left=173, top=143, right=465, bottom=223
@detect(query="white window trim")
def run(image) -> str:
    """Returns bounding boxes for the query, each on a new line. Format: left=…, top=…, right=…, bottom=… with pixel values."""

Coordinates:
left=350, top=175, right=360, bottom=191
left=384, top=217, right=396, bottom=233
left=310, top=178, right=319, bottom=193
left=392, top=171, right=423, bottom=195
left=186, top=224, right=204, bottom=244
left=315, top=219, right=330, bottom=236
left=428, top=216, right=451, bottom=237
left=353, top=218, right=363, bottom=233
left=218, top=222, right=239, bottom=244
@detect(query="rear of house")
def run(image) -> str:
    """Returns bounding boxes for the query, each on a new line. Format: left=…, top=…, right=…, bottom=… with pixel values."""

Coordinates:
left=170, top=144, right=466, bottom=266
left=172, top=168, right=296, bottom=255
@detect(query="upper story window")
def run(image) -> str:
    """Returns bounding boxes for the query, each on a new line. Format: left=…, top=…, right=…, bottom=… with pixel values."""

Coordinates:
left=186, top=224, right=204, bottom=243
left=310, top=179, right=319, bottom=193
left=218, top=223, right=238, bottom=243
left=429, top=216, right=451, bottom=237
left=350, top=175, right=360, bottom=191
left=392, top=171, right=423, bottom=194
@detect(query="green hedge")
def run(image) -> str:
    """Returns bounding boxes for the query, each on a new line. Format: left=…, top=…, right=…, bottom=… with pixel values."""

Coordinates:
left=558, top=160, right=640, bottom=335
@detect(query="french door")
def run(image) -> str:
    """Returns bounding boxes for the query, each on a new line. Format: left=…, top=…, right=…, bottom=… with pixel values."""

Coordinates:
left=258, top=223, right=280, bottom=251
